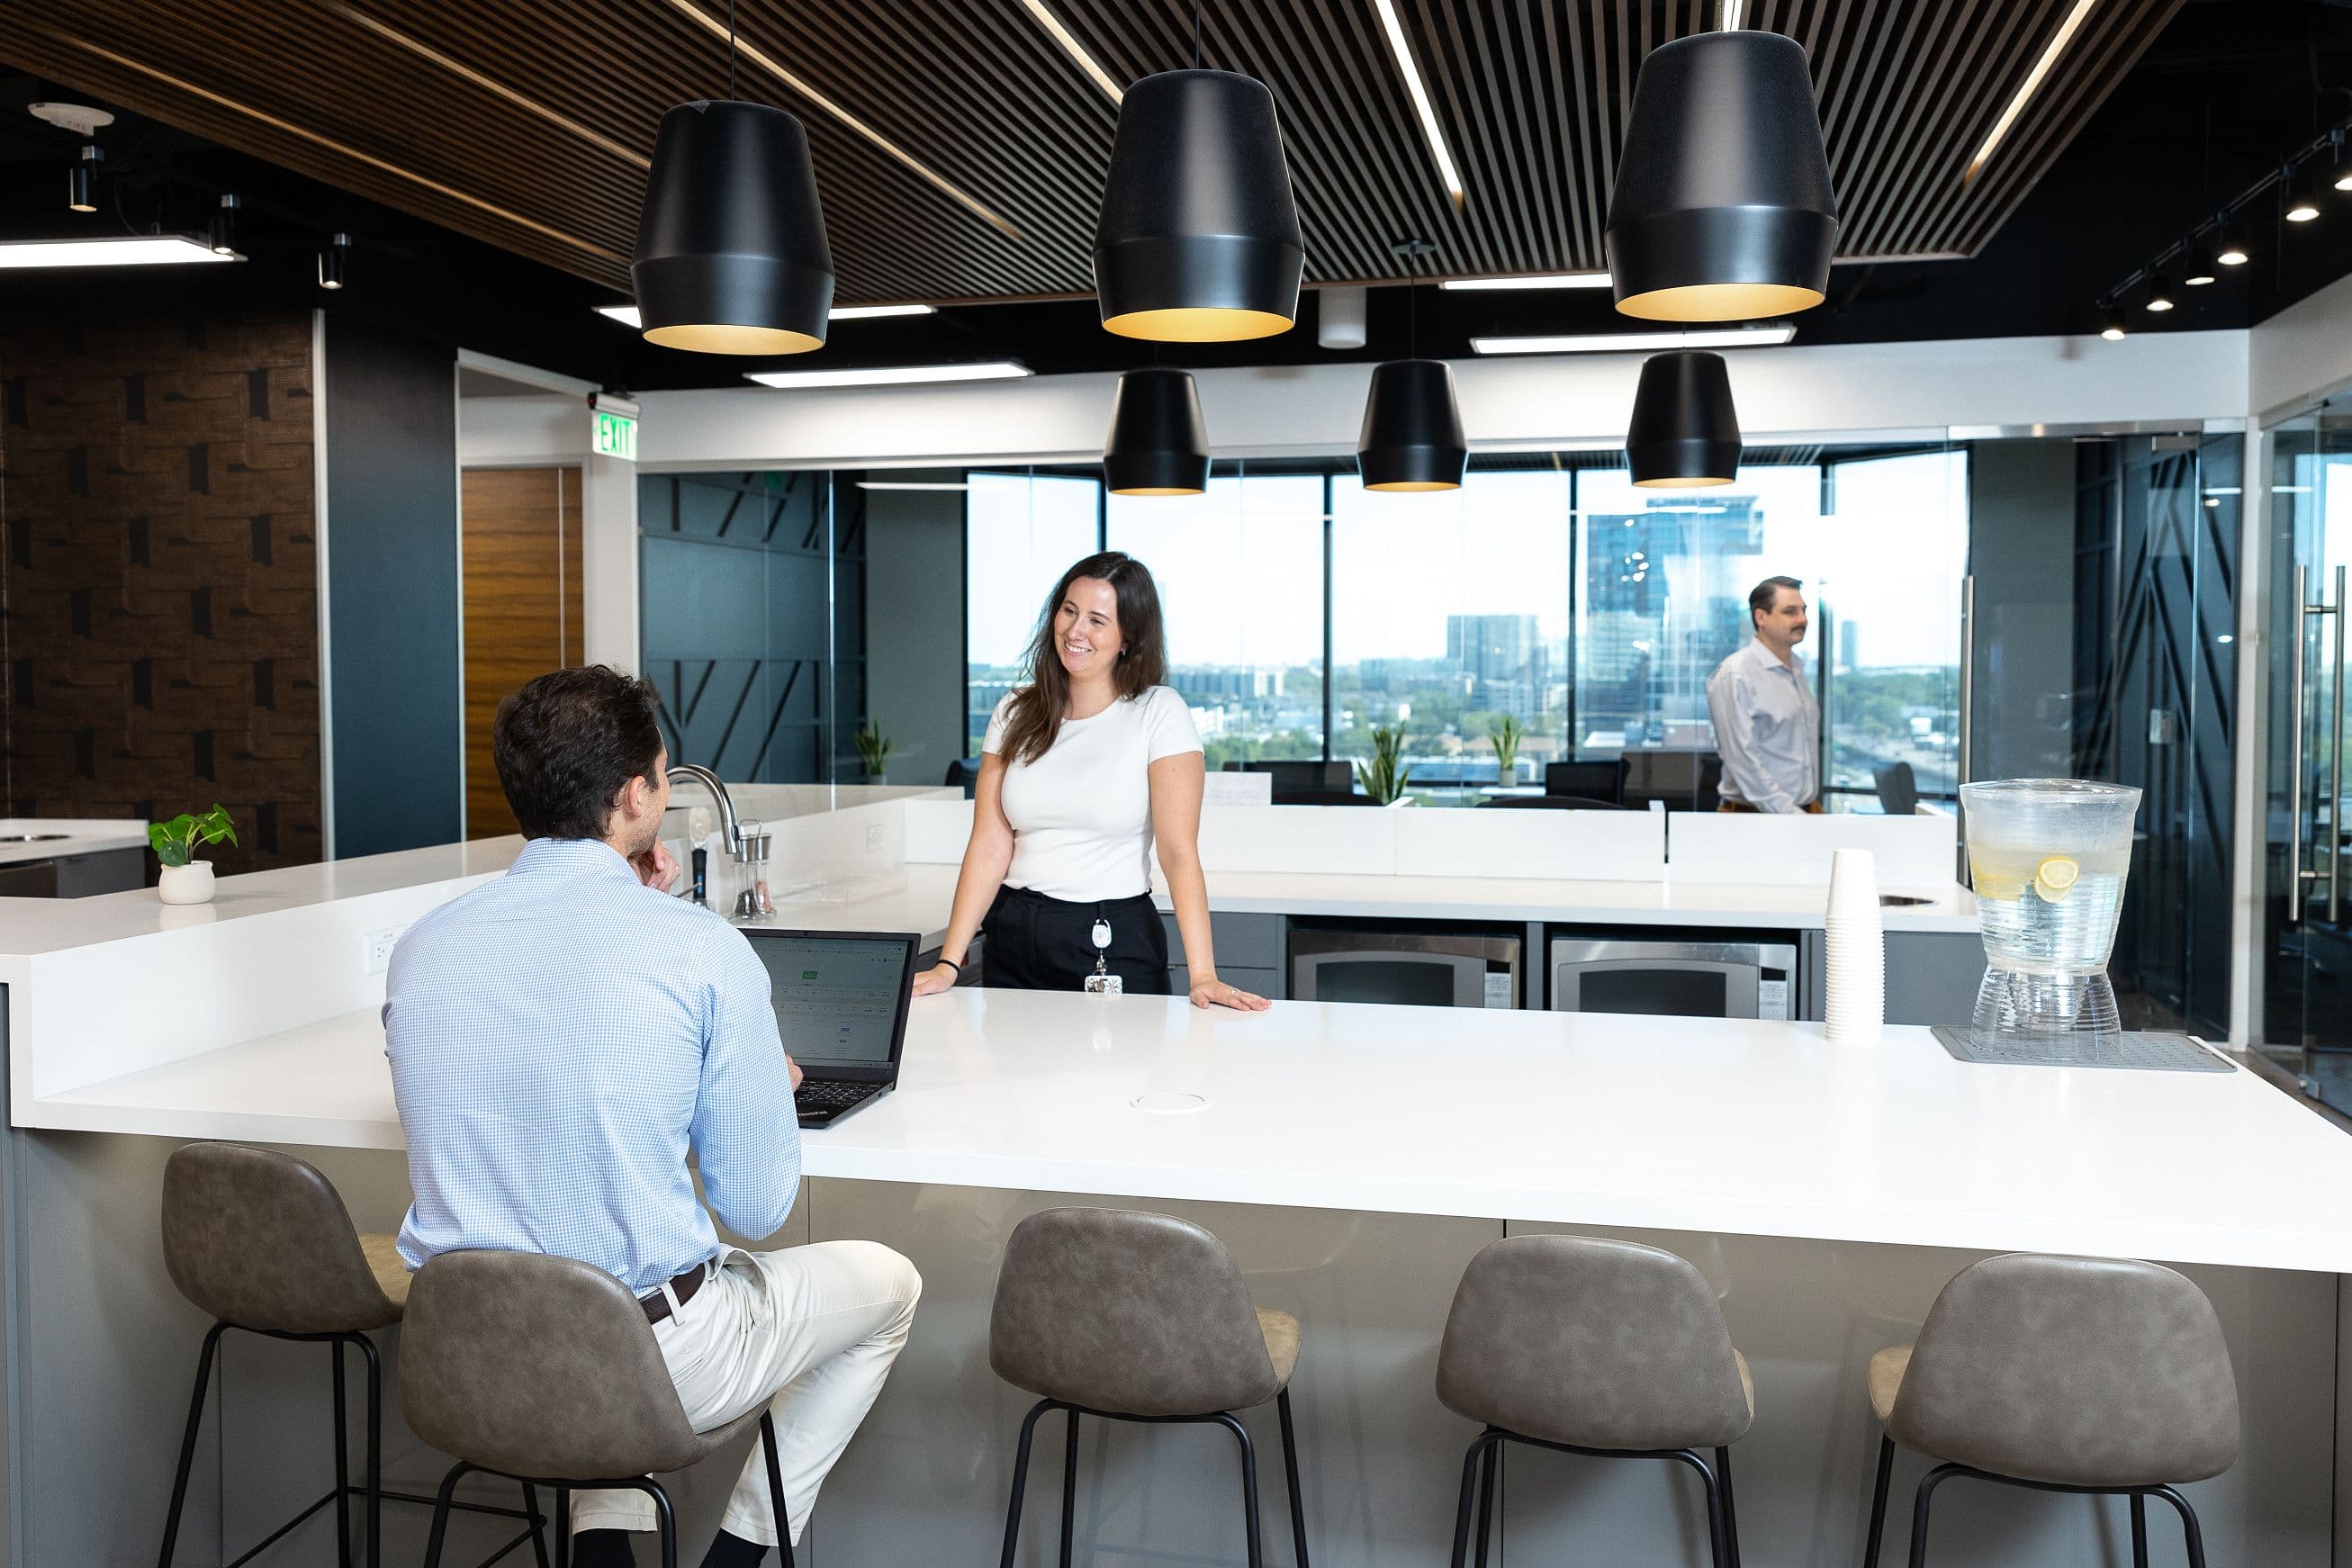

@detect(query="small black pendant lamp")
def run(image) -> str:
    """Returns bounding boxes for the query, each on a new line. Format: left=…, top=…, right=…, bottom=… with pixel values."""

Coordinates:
left=1104, top=368, right=1211, bottom=495
left=1357, top=239, right=1466, bottom=491
left=1605, top=31, right=1838, bottom=323
left=632, top=6, right=834, bottom=355
left=1093, top=5, right=1302, bottom=343
left=1626, top=351, right=1741, bottom=488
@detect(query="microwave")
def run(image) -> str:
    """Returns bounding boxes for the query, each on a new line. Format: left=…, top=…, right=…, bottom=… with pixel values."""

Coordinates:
left=1548, top=936, right=1797, bottom=1020
left=1290, top=925, right=1521, bottom=1009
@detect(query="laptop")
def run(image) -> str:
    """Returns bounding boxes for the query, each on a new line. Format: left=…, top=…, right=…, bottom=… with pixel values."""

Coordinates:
left=742, top=928, right=920, bottom=1129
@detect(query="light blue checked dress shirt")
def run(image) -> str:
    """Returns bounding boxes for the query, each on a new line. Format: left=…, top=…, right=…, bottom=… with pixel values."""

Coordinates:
left=385, top=836, right=801, bottom=1294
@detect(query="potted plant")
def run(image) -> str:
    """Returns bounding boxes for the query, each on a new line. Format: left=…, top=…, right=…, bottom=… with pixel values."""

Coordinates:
left=1354, top=725, right=1412, bottom=806
left=1490, top=714, right=1525, bottom=787
left=149, top=804, right=237, bottom=906
left=853, top=722, right=895, bottom=785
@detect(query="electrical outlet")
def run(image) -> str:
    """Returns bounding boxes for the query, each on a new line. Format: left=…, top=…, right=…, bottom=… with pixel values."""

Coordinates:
left=365, top=926, right=406, bottom=976
left=865, top=824, right=884, bottom=852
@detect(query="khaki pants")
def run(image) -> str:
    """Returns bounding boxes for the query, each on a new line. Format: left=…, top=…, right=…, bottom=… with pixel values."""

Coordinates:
left=570, top=1239, right=922, bottom=1545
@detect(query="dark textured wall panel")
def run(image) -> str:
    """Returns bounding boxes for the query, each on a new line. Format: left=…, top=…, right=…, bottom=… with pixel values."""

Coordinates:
left=0, top=311, right=322, bottom=872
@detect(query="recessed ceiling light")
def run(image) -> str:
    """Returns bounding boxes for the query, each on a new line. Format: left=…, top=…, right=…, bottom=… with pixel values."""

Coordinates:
left=0, top=235, right=240, bottom=268
left=597, top=301, right=935, bottom=329
left=855, top=481, right=972, bottom=491
left=1964, top=0, right=2097, bottom=185
left=1370, top=0, right=1467, bottom=205
left=745, top=361, right=1031, bottom=390
left=1472, top=324, right=1795, bottom=355
left=1441, top=273, right=1614, bottom=292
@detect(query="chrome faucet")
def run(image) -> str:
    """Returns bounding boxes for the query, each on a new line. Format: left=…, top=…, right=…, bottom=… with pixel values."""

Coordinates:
left=664, top=763, right=744, bottom=857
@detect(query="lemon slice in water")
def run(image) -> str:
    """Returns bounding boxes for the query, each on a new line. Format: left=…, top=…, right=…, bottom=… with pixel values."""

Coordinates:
left=2033, top=855, right=2080, bottom=901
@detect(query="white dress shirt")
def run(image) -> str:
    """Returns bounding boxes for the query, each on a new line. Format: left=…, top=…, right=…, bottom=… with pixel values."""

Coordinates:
left=1706, top=636, right=1820, bottom=813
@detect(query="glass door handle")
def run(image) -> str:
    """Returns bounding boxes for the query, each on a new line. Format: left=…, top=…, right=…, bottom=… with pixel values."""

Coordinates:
left=2291, top=563, right=2346, bottom=928
left=2334, top=564, right=2347, bottom=925
left=2292, top=564, right=2311, bottom=927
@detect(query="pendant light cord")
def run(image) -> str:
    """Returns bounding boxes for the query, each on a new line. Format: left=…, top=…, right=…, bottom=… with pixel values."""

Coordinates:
left=1194, top=0, right=1203, bottom=69
left=728, top=0, right=738, bottom=99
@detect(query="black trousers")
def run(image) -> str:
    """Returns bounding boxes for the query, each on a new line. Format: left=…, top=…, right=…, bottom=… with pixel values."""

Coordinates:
left=983, top=886, right=1171, bottom=994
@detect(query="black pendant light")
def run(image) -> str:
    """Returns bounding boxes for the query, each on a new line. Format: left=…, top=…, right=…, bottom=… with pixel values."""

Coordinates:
left=632, top=5, right=834, bottom=355
left=1093, top=5, right=1302, bottom=343
left=1104, top=368, right=1211, bottom=496
left=1605, top=31, right=1838, bottom=323
left=1357, top=239, right=1465, bottom=491
left=1627, top=351, right=1741, bottom=489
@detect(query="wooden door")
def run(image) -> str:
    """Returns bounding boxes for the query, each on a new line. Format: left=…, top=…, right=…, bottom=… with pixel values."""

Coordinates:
left=462, top=466, right=583, bottom=837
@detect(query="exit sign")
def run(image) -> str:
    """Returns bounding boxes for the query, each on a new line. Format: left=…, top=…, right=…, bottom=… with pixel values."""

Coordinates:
left=593, top=407, right=637, bottom=462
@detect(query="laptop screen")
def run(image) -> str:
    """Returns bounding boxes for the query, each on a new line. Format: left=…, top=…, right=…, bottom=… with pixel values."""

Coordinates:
left=743, top=930, right=918, bottom=1074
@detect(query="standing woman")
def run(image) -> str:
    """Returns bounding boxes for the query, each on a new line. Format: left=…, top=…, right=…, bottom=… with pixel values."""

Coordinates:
left=911, top=551, right=1269, bottom=1010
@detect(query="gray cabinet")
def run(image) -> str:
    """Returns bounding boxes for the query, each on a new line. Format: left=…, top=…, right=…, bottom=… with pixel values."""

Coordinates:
left=1163, top=911, right=1284, bottom=999
left=1799, top=929, right=1986, bottom=1026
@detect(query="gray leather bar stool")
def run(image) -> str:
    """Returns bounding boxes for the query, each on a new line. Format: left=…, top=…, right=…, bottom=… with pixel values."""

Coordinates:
left=1434, top=1235, right=1753, bottom=1568
left=1861, top=1253, right=2240, bottom=1568
left=988, top=1207, right=1311, bottom=1568
left=156, top=1141, right=545, bottom=1568
left=401, top=1248, right=794, bottom=1568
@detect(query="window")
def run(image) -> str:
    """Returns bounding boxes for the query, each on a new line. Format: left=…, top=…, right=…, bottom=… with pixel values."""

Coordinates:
left=965, top=471, right=1099, bottom=752
left=1330, top=471, right=1573, bottom=793
left=1107, top=473, right=1326, bottom=766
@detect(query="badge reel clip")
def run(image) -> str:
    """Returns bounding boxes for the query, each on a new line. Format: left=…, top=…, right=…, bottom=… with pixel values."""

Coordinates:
left=1084, top=917, right=1122, bottom=996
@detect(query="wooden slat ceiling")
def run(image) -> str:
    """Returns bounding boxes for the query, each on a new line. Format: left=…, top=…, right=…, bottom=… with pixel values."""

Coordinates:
left=7, top=0, right=2181, bottom=306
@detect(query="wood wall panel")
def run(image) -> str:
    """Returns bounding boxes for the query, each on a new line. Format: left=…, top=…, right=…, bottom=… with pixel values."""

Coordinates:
left=0, top=311, right=322, bottom=872
left=461, top=464, right=581, bottom=839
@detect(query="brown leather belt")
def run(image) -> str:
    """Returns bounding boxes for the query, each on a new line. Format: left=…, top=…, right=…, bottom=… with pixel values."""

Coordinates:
left=1717, top=799, right=1825, bottom=814
left=639, top=1259, right=711, bottom=1326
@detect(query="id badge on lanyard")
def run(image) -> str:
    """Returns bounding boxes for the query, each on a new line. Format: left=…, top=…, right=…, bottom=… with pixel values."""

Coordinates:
left=1084, top=916, right=1122, bottom=995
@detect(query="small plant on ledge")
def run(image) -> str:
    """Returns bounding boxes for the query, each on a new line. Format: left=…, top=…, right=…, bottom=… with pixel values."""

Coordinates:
left=853, top=723, right=895, bottom=785
left=1354, top=725, right=1412, bottom=806
left=1490, top=714, right=1525, bottom=787
left=149, top=804, right=237, bottom=906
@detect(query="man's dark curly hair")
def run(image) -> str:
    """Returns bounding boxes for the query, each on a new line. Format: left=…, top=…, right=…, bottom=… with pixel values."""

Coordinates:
left=492, top=666, right=665, bottom=841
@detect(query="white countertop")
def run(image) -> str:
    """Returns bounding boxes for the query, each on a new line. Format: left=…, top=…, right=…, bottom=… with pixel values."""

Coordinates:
left=29, top=989, right=2347, bottom=1274
left=0, top=817, right=149, bottom=869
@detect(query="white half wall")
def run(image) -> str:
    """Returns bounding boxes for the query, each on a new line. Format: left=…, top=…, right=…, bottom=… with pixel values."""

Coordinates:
left=456, top=392, right=642, bottom=673
left=636, top=329, right=2251, bottom=472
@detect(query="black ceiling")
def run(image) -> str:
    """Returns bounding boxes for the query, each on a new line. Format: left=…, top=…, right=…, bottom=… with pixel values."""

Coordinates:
left=4, top=0, right=2352, bottom=393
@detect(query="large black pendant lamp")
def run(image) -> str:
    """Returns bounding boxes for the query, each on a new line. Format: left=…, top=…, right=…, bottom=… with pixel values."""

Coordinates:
left=1093, top=6, right=1303, bottom=343
left=1357, top=239, right=1465, bottom=491
left=1104, top=368, right=1211, bottom=496
left=632, top=7, right=834, bottom=355
left=1605, top=31, right=1838, bottom=323
left=1626, top=350, right=1741, bottom=488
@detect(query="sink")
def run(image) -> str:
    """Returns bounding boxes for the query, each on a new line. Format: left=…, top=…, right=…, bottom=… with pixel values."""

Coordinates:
left=0, top=834, right=69, bottom=843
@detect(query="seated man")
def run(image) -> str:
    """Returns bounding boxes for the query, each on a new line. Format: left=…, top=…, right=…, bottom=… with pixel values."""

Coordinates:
left=386, top=666, right=919, bottom=1568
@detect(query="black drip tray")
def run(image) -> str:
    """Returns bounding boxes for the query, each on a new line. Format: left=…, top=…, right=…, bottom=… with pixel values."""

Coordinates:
left=1929, top=1026, right=2233, bottom=1073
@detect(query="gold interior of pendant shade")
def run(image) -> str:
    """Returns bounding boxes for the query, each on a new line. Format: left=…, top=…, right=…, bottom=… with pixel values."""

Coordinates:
left=644, top=322, right=826, bottom=355
left=1633, top=474, right=1735, bottom=489
left=1365, top=480, right=1461, bottom=492
left=1103, top=306, right=1296, bottom=342
left=1111, top=486, right=1205, bottom=497
left=1615, top=282, right=1824, bottom=322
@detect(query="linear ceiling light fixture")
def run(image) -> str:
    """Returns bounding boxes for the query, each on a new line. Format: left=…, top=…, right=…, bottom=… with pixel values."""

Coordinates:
left=0, top=235, right=239, bottom=268
left=1963, top=0, right=2097, bottom=185
left=596, top=302, right=933, bottom=328
left=1473, top=324, right=1795, bottom=356
left=855, top=481, right=971, bottom=491
left=1441, top=272, right=1614, bottom=292
left=661, top=0, right=1021, bottom=240
left=1021, top=0, right=1123, bottom=103
left=744, top=361, right=1030, bottom=390
left=1369, top=0, right=1466, bottom=206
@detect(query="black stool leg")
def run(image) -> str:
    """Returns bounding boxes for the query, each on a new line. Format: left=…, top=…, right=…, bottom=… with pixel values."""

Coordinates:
left=421, top=1461, right=472, bottom=1568
left=1907, top=1464, right=1960, bottom=1568
left=331, top=1338, right=353, bottom=1568
left=1668, top=1448, right=1729, bottom=1568
left=2131, top=1491, right=2149, bottom=1568
left=643, top=1481, right=679, bottom=1568
left=352, top=1333, right=383, bottom=1568
left=1862, top=1436, right=1895, bottom=1568
left=1717, top=1446, right=1743, bottom=1568
left=759, top=1410, right=795, bottom=1568
left=158, top=1321, right=228, bottom=1568
left=1059, top=1407, right=1081, bottom=1568
left=1472, top=1440, right=1498, bottom=1568
left=521, top=1483, right=552, bottom=1568
left=2150, top=1484, right=2209, bottom=1568
left=1212, top=1411, right=1265, bottom=1568
left=1449, top=1431, right=1503, bottom=1568
left=555, top=1488, right=571, bottom=1568
left=999, top=1399, right=1054, bottom=1568
left=1275, top=1389, right=1311, bottom=1568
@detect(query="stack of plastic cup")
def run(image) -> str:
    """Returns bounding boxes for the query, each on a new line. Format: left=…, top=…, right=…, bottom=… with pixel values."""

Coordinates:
left=1823, top=847, right=1884, bottom=1045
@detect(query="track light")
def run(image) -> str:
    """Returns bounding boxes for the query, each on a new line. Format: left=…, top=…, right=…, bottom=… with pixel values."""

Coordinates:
left=2183, top=239, right=2216, bottom=287
left=68, top=145, right=101, bottom=213
left=2332, top=131, right=2352, bottom=193
left=318, top=232, right=348, bottom=291
left=2216, top=216, right=2248, bottom=267
left=2144, top=275, right=2175, bottom=312
left=2286, top=163, right=2320, bottom=223
left=209, top=194, right=240, bottom=256
left=2099, top=302, right=2125, bottom=341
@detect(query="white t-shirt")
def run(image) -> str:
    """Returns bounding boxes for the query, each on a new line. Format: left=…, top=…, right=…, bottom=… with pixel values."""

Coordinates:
left=982, top=685, right=1204, bottom=901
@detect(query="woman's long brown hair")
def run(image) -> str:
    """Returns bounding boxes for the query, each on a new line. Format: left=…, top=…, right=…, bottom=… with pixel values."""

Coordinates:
left=997, top=551, right=1169, bottom=765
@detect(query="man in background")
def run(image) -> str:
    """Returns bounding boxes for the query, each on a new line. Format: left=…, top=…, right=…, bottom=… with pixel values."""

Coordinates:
left=1707, top=575, right=1825, bottom=814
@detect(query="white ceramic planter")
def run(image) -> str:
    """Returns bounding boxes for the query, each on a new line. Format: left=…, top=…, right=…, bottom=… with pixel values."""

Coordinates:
left=157, top=861, right=216, bottom=906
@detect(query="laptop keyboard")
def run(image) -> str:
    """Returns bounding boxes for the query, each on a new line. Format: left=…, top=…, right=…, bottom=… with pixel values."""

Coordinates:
left=796, top=1079, right=874, bottom=1112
